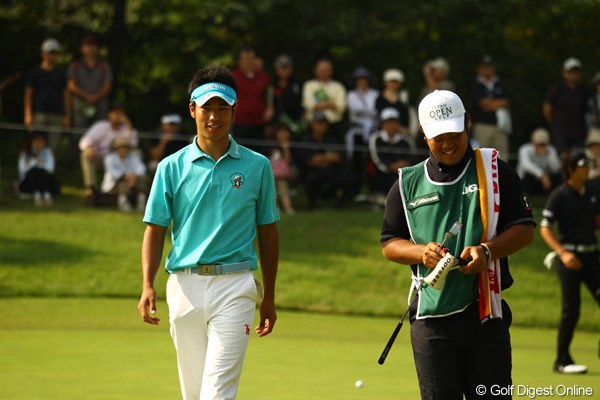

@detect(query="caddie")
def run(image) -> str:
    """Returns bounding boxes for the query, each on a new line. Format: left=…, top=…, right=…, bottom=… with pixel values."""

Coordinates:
left=138, top=65, right=279, bottom=400
left=380, top=90, right=535, bottom=399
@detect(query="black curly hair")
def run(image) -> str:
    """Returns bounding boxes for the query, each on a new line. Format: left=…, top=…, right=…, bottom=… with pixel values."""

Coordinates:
left=187, top=65, right=238, bottom=98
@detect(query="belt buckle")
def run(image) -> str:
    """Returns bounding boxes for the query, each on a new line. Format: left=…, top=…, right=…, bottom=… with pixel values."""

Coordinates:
left=199, top=265, right=217, bottom=275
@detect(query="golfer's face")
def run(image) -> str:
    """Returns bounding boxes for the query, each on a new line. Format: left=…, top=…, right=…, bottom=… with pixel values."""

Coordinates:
left=426, top=130, right=469, bottom=166
left=191, top=97, right=235, bottom=143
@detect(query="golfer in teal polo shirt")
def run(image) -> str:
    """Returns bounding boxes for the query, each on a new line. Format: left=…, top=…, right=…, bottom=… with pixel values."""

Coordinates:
left=138, top=65, right=280, bottom=400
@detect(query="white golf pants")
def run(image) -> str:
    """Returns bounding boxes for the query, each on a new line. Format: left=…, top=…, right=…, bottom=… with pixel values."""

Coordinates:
left=167, top=270, right=257, bottom=400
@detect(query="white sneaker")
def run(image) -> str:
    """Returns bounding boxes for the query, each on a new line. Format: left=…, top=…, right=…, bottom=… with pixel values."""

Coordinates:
left=33, top=191, right=43, bottom=207
left=136, top=192, right=147, bottom=212
left=43, top=191, right=53, bottom=206
left=555, top=363, right=588, bottom=374
left=117, top=194, right=132, bottom=212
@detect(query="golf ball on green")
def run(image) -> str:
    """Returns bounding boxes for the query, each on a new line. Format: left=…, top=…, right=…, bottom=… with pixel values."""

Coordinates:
left=355, top=380, right=364, bottom=388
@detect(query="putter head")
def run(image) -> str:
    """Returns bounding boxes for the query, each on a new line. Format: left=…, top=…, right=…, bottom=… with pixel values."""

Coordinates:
left=448, top=221, right=463, bottom=236
left=440, top=221, right=463, bottom=247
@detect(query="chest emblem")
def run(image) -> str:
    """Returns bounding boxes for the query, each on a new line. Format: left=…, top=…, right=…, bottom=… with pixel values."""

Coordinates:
left=407, top=192, right=440, bottom=210
left=230, top=172, right=245, bottom=189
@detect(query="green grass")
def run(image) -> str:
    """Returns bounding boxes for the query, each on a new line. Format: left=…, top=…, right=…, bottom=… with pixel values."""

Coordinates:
left=0, top=188, right=598, bottom=331
left=0, top=298, right=598, bottom=400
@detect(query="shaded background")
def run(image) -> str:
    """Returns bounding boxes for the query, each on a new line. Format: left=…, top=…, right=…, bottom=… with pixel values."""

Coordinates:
left=1, top=0, right=600, bottom=158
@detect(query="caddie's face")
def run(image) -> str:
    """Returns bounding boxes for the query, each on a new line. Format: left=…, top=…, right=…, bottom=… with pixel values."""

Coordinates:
left=426, top=130, right=469, bottom=166
left=189, top=97, right=235, bottom=144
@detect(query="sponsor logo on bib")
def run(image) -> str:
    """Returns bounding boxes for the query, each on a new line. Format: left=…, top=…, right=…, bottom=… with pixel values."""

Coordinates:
left=407, top=192, right=440, bottom=210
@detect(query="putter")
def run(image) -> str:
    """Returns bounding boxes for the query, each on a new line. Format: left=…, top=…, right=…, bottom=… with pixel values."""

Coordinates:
left=378, top=221, right=463, bottom=365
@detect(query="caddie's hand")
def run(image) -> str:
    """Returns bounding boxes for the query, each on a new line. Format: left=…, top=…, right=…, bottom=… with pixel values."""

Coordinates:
left=423, top=242, right=446, bottom=269
left=558, top=250, right=581, bottom=271
left=255, top=298, right=277, bottom=337
left=138, top=287, right=160, bottom=325
left=458, top=246, right=488, bottom=274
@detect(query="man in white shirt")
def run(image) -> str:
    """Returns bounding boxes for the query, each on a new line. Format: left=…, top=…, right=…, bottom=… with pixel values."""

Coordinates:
left=516, top=128, right=562, bottom=195
left=302, top=58, right=347, bottom=137
left=79, top=102, right=138, bottom=196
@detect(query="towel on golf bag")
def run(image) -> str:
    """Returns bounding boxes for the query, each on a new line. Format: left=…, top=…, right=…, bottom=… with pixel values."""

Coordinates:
left=474, top=148, right=502, bottom=323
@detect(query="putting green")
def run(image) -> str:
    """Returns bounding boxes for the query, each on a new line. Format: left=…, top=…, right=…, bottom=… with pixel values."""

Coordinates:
left=0, top=298, right=597, bottom=399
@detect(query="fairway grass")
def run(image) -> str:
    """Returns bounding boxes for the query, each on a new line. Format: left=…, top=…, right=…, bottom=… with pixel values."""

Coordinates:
left=0, top=298, right=598, bottom=400
left=0, top=203, right=598, bottom=331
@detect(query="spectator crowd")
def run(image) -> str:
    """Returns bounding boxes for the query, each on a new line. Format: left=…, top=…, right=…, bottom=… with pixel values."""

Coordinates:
left=4, top=34, right=600, bottom=212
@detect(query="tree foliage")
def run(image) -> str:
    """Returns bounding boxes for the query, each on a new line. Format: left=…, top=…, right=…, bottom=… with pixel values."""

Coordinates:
left=1, top=0, right=599, bottom=145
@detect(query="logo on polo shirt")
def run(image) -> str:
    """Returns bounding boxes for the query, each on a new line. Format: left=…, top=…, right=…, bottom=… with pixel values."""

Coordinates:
left=230, top=172, right=245, bottom=188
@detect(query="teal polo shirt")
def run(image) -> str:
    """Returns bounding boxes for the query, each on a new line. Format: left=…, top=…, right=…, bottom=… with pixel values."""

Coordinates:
left=143, top=135, right=280, bottom=273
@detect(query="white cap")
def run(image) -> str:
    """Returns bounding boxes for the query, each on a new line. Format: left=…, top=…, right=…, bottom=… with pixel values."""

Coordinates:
left=418, top=90, right=465, bottom=139
left=383, top=68, right=404, bottom=82
left=161, top=114, right=182, bottom=124
left=380, top=107, right=400, bottom=121
left=563, top=57, right=581, bottom=71
left=41, top=38, right=60, bottom=52
left=426, top=57, right=450, bottom=75
left=585, top=128, right=600, bottom=146
left=531, top=128, right=550, bottom=144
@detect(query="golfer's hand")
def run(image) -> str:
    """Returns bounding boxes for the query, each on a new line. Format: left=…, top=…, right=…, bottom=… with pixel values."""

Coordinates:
left=138, top=287, right=160, bottom=325
left=422, top=242, right=446, bottom=269
left=458, top=246, right=488, bottom=274
left=559, top=250, right=581, bottom=271
left=256, top=298, right=277, bottom=337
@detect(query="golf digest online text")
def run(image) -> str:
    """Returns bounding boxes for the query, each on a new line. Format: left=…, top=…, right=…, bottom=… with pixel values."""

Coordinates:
left=476, top=384, right=594, bottom=398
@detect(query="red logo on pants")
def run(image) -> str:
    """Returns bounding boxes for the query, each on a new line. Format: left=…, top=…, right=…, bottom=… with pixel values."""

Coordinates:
left=245, top=324, right=250, bottom=336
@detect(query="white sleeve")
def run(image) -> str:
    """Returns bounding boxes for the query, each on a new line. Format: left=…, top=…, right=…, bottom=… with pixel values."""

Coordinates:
left=517, top=144, right=544, bottom=178
left=332, top=82, right=347, bottom=115
left=104, top=153, right=124, bottom=179
left=302, top=80, right=316, bottom=112
left=369, top=132, right=388, bottom=173
left=129, top=129, right=139, bottom=148
left=79, top=122, right=101, bottom=150
left=18, top=152, right=28, bottom=181
left=44, top=148, right=55, bottom=174
left=347, top=91, right=360, bottom=122
left=132, top=152, right=147, bottom=176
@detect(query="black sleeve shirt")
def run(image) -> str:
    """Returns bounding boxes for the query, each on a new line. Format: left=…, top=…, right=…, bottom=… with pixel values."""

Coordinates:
left=541, top=183, right=600, bottom=245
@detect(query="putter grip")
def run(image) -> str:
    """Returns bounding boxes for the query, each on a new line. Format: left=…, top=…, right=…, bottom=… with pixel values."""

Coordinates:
left=423, top=253, right=457, bottom=290
left=378, top=321, right=402, bottom=365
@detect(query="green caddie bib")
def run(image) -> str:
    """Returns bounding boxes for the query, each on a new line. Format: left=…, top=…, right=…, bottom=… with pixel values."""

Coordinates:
left=399, top=158, right=483, bottom=318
